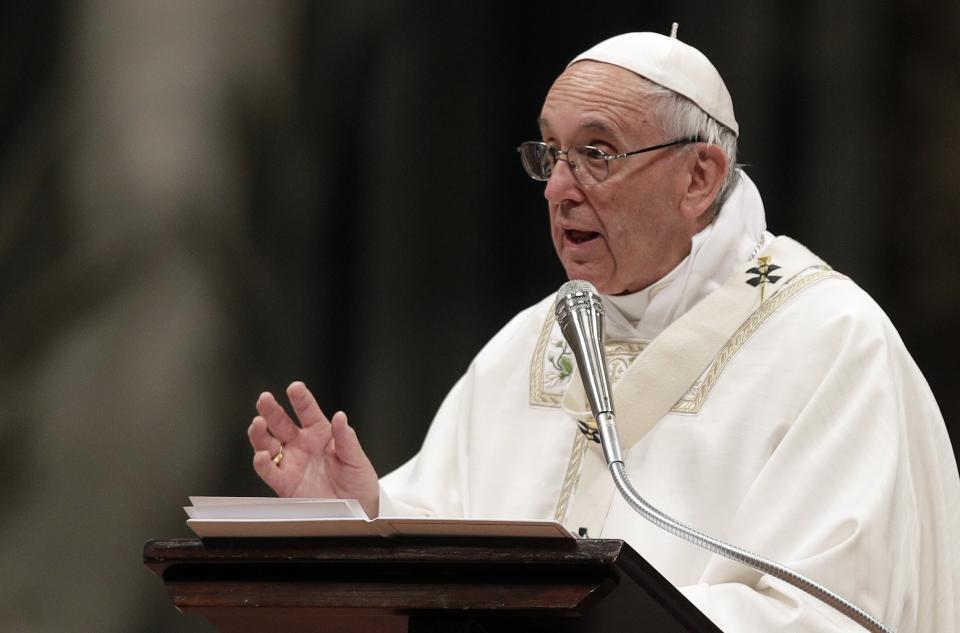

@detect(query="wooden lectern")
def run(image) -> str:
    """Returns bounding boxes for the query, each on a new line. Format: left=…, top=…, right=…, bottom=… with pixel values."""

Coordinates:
left=144, top=537, right=722, bottom=632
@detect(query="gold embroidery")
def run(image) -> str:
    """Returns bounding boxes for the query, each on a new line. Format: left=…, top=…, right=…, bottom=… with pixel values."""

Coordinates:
left=671, top=268, right=845, bottom=414
left=530, top=309, right=564, bottom=406
left=606, top=341, right=648, bottom=382
left=529, top=310, right=647, bottom=407
left=554, top=431, right=588, bottom=523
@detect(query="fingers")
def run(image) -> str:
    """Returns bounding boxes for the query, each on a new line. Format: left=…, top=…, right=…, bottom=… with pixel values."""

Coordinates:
left=329, top=411, right=371, bottom=469
left=256, top=391, right=300, bottom=444
left=248, top=416, right=282, bottom=454
left=286, top=381, right=329, bottom=429
left=252, top=450, right=284, bottom=493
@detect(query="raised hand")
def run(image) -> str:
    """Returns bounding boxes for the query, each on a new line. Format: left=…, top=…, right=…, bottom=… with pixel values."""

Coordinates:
left=247, top=381, right=379, bottom=517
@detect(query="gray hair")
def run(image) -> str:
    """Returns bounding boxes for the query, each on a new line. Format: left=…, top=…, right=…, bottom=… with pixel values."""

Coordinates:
left=635, top=78, right=740, bottom=215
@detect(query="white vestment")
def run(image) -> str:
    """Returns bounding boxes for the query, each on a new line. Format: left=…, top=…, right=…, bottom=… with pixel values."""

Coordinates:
left=379, top=173, right=960, bottom=632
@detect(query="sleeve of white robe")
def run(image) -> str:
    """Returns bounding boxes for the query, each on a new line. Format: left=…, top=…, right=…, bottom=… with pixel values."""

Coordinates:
left=673, top=284, right=960, bottom=632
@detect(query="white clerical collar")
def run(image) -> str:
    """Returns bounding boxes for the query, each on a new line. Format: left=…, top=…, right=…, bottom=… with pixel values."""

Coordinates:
left=601, top=170, right=768, bottom=340
left=603, top=256, right=686, bottom=325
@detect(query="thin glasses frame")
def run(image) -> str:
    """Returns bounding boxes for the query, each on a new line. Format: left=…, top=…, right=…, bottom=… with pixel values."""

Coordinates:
left=517, top=136, right=702, bottom=185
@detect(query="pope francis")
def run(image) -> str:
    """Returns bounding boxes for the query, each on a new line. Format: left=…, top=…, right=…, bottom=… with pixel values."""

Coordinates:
left=246, top=31, right=960, bottom=632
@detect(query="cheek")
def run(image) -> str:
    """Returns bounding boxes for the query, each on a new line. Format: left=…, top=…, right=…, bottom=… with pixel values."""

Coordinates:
left=603, top=184, right=671, bottom=241
left=547, top=206, right=564, bottom=251
left=594, top=195, right=639, bottom=249
left=547, top=204, right=560, bottom=232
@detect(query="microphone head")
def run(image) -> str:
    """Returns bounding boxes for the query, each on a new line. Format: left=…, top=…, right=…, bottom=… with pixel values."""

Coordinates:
left=555, top=279, right=603, bottom=328
left=556, top=279, right=598, bottom=299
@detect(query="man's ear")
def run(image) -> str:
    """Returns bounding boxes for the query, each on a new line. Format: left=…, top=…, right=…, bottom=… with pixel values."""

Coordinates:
left=679, top=144, right=728, bottom=221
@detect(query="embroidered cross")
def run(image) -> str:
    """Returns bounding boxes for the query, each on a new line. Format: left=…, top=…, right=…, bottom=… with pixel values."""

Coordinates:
left=746, top=256, right=782, bottom=301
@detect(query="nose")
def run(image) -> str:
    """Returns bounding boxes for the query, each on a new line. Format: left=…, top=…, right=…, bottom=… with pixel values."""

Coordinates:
left=544, top=157, right=584, bottom=205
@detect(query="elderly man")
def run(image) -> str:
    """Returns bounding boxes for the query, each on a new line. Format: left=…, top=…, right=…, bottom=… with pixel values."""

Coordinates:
left=247, top=32, right=960, bottom=632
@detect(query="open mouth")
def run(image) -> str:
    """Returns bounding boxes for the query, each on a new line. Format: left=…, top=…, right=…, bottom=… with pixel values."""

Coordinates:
left=566, top=229, right=600, bottom=245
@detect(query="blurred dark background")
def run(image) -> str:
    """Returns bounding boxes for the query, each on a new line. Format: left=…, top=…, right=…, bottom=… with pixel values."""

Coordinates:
left=1, top=1, right=957, bottom=631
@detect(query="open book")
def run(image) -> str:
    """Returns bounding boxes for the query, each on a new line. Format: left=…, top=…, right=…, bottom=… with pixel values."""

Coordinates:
left=185, top=497, right=575, bottom=539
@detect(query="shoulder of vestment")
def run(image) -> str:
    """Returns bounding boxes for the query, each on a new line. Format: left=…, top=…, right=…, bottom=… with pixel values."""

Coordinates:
left=469, top=293, right=555, bottom=370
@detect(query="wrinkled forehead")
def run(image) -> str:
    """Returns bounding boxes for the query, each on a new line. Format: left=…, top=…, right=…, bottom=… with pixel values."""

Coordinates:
left=548, top=61, right=653, bottom=98
left=539, top=62, right=661, bottom=137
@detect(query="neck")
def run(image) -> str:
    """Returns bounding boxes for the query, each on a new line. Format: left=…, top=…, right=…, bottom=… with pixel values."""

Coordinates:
left=601, top=170, right=767, bottom=338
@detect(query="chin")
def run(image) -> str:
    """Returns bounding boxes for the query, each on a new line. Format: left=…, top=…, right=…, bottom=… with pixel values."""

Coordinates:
left=591, top=281, right=624, bottom=295
left=563, top=268, right=613, bottom=294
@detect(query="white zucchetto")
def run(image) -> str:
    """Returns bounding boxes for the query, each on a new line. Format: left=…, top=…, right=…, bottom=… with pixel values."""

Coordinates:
left=568, top=32, right=739, bottom=136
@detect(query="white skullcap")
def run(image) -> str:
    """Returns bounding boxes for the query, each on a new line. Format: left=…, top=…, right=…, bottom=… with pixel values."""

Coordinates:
left=568, top=32, right=739, bottom=137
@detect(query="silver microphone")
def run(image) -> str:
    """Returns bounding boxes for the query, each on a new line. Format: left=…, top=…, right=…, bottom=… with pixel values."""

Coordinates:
left=554, top=280, right=622, bottom=465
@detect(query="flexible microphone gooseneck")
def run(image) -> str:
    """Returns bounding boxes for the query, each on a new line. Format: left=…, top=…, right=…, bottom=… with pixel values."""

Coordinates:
left=554, top=279, right=893, bottom=633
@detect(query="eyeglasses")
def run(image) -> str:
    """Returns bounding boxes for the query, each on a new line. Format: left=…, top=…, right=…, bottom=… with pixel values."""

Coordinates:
left=516, top=137, right=701, bottom=186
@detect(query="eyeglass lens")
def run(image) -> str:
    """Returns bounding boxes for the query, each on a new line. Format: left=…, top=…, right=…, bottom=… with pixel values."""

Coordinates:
left=519, top=143, right=608, bottom=185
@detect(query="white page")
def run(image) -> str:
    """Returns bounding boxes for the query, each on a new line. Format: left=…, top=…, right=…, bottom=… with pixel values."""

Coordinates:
left=189, top=496, right=294, bottom=506
left=186, top=497, right=368, bottom=520
left=185, top=501, right=358, bottom=521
